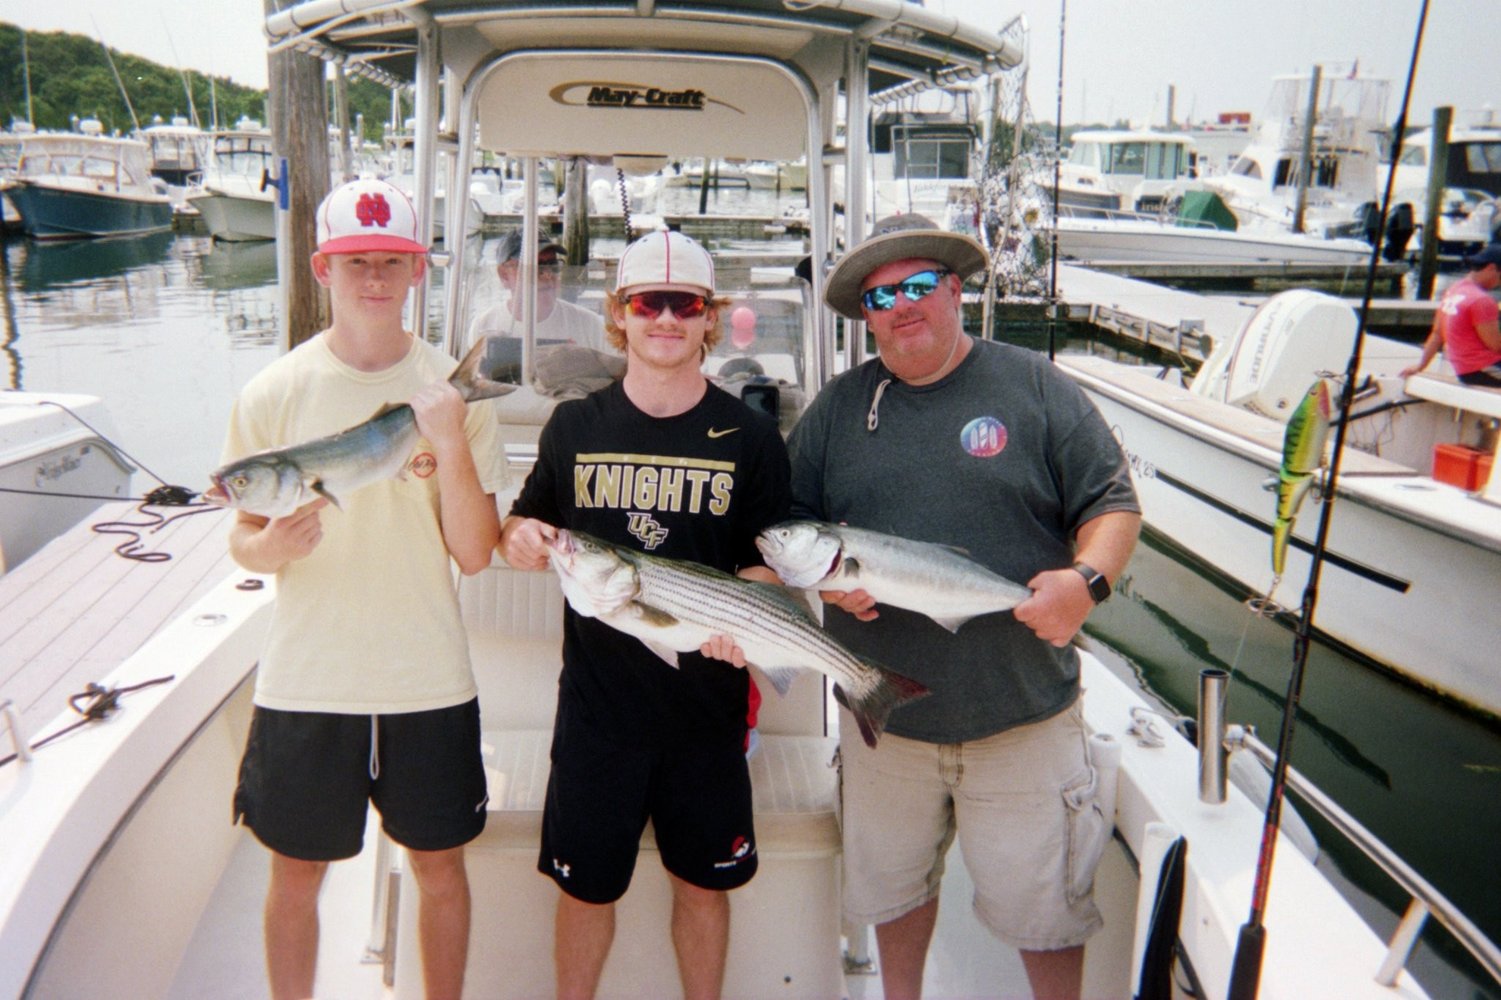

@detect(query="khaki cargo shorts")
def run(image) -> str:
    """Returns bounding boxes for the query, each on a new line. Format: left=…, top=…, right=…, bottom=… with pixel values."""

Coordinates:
left=837, top=701, right=1108, bottom=951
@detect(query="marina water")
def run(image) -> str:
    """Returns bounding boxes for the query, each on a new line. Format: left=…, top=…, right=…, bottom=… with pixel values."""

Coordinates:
left=3, top=227, right=1497, bottom=999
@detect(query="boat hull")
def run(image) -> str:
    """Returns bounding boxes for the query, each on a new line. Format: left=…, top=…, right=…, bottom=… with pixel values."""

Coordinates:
left=1060, top=355, right=1501, bottom=718
left=0, top=392, right=135, bottom=572
left=187, top=187, right=276, bottom=242
left=1055, top=217, right=1373, bottom=264
left=8, top=179, right=173, bottom=240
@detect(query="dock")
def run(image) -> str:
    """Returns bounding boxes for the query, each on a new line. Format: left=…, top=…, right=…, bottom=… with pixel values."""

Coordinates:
left=1080, top=258, right=1409, bottom=292
left=1040, top=263, right=1430, bottom=370
left=478, top=211, right=799, bottom=240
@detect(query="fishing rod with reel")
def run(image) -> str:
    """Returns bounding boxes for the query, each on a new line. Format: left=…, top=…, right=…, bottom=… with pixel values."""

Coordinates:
left=1226, top=2, right=1432, bottom=997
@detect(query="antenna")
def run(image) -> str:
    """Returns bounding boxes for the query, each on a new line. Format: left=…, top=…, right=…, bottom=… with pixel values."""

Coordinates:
left=91, top=16, right=141, bottom=133
left=160, top=16, right=201, bottom=129
left=21, top=30, right=34, bottom=125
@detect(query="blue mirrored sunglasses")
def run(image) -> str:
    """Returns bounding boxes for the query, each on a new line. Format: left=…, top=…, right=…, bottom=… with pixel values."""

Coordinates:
left=860, top=269, right=952, bottom=312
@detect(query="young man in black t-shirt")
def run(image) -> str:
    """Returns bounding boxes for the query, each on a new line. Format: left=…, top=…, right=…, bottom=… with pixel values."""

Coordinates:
left=500, top=229, right=790, bottom=1000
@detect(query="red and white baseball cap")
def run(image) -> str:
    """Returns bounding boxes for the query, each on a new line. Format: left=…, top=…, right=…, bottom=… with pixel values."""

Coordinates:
left=316, top=177, right=428, bottom=255
left=614, top=229, right=715, bottom=294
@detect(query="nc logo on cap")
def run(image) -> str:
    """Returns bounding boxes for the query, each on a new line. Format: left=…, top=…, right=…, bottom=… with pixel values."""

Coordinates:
left=355, top=192, right=394, bottom=229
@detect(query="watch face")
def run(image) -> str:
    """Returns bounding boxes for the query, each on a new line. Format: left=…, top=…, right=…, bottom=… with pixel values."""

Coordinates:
left=1087, top=573, right=1111, bottom=603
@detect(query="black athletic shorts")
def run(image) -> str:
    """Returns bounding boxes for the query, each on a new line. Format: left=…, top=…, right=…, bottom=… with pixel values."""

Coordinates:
left=538, top=699, right=758, bottom=904
left=233, top=699, right=488, bottom=861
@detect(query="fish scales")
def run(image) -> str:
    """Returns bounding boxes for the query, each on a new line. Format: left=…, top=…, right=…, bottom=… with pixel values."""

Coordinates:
left=633, top=560, right=873, bottom=688
left=756, top=520, right=1032, bottom=633
left=548, top=531, right=928, bottom=745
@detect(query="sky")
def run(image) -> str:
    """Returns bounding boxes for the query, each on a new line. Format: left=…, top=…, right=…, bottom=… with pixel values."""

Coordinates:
left=4, top=0, right=1497, bottom=127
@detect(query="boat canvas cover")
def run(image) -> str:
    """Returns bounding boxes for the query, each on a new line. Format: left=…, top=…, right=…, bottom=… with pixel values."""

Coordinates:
left=474, top=52, right=807, bottom=161
left=1176, top=190, right=1238, bottom=231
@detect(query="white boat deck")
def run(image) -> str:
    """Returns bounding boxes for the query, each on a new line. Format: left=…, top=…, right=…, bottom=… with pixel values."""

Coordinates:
left=0, top=508, right=1041, bottom=1000
left=0, top=499, right=239, bottom=739
left=2, top=504, right=1446, bottom=999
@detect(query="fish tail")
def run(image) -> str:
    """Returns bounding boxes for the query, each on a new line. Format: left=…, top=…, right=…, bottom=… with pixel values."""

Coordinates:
left=844, top=665, right=930, bottom=748
left=450, top=336, right=518, bottom=402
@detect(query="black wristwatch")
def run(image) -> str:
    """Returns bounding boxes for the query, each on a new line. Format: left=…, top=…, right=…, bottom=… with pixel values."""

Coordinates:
left=1073, top=562, right=1111, bottom=604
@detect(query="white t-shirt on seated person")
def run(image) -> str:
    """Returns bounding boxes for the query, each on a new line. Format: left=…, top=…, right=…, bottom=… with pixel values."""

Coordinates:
left=468, top=295, right=605, bottom=351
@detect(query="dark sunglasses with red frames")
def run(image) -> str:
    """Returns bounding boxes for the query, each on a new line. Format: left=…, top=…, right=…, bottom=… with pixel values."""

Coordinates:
left=625, top=290, right=711, bottom=320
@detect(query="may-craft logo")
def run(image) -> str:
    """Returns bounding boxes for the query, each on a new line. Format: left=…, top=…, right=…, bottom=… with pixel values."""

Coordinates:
left=548, top=81, right=743, bottom=115
left=355, top=192, right=393, bottom=228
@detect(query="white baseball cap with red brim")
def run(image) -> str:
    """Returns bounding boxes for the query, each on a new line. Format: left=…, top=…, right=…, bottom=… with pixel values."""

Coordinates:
left=316, top=177, right=429, bottom=255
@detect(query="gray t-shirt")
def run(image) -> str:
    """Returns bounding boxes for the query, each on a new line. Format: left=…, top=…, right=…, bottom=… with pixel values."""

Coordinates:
left=787, top=338, right=1138, bottom=742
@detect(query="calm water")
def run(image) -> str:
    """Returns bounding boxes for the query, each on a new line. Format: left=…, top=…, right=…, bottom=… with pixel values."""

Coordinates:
left=3, top=227, right=1497, bottom=998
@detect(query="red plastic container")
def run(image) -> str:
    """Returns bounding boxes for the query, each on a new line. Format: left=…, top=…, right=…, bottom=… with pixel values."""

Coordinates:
left=1432, top=443, right=1486, bottom=490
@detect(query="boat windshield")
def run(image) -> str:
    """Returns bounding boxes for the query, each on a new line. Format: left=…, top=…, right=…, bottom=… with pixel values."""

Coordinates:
left=457, top=244, right=809, bottom=435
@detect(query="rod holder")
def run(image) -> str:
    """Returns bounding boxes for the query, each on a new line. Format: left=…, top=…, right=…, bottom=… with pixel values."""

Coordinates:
left=1198, top=668, right=1229, bottom=804
left=1, top=699, right=32, bottom=764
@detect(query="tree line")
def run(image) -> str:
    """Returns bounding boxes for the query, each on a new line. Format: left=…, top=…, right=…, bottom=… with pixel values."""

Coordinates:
left=0, top=23, right=406, bottom=141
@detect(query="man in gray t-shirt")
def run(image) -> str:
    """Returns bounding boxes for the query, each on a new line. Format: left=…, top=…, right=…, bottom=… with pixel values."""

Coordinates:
left=787, top=213, right=1140, bottom=1000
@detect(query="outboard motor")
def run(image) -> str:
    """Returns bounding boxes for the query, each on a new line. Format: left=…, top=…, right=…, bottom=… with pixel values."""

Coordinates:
left=1356, top=201, right=1381, bottom=247
left=1383, top=202, right=1416, bottom=261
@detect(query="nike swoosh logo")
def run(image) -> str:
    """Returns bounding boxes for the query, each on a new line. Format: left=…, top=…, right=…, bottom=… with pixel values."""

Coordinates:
left=707, top=427, right=741, bottom=439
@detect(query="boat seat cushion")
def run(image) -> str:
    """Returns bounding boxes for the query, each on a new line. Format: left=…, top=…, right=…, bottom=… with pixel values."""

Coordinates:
left=1404, top=371, right=1501, bottom=420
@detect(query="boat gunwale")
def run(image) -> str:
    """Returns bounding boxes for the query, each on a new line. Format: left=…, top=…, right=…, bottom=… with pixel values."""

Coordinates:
left=1057, top=354, right=1501, bottom=554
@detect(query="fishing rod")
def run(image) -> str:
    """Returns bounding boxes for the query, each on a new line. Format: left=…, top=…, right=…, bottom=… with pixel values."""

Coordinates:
left=1046, top=0, right=1066, bottom=362
left=1226, top=3, right=1432, bottom=998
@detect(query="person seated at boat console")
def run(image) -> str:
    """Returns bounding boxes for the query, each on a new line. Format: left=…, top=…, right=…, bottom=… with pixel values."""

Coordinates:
left=1401, top=243, right=1501, bottom=388
left=468, top=227, right=612, bottom=390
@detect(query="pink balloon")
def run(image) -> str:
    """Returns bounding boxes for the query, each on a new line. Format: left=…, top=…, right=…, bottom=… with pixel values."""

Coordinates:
left=730, top=306, right=756, bottom=349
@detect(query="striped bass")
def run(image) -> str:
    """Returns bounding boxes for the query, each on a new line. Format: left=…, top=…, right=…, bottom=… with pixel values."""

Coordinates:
left=755, top=520, right=1032, bottom=633
left=203, top=337, right=515, bottom=518
left=546, top=529, right=929, bottom=747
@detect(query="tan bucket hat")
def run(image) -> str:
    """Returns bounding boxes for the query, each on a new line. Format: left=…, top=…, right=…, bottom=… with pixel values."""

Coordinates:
left=824, top=213, right=987, bottom=319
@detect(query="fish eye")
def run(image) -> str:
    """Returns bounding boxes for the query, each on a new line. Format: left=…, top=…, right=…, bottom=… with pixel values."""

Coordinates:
left=231, top=475, right=249, bottom=489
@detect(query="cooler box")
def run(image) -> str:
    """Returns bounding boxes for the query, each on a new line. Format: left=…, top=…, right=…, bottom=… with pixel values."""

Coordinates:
left=1432, top=442, right=1486, bottom=490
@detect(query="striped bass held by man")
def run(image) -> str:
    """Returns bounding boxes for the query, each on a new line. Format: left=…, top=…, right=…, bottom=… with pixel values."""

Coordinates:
left=546, top=528, right=929, bottom=747
left=756, top=520, right=1033, bottom=633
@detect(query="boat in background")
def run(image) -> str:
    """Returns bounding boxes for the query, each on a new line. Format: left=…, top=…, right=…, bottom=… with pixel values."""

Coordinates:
left=1390, top=109, right=1501, bottom=263
left=1195, top=68, right=1391, bottom=240
left=871, top=86, right=985, bottom=234
left=0, top=391, right=135, bottom=574
left=139, top=116, right=210, bottom=213
left=1056, top=128, right=1197, bottom=215
left=1053, top=198, right=1375, bottom=266
left=1183, top=112, right=1255, bottom=176
left=1059, top=288, right=1501, bottom=719
left=0, top=122, right=32, bottom=233
left=7, top=128, right=174, bottom=240
left=744, top=158, right=807, bottom=192
left=184, top=123, right=277, bottom=242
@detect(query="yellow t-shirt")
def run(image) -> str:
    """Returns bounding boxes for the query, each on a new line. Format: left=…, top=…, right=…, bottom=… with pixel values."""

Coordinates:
left=222, top=333, right=505, bottom=713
